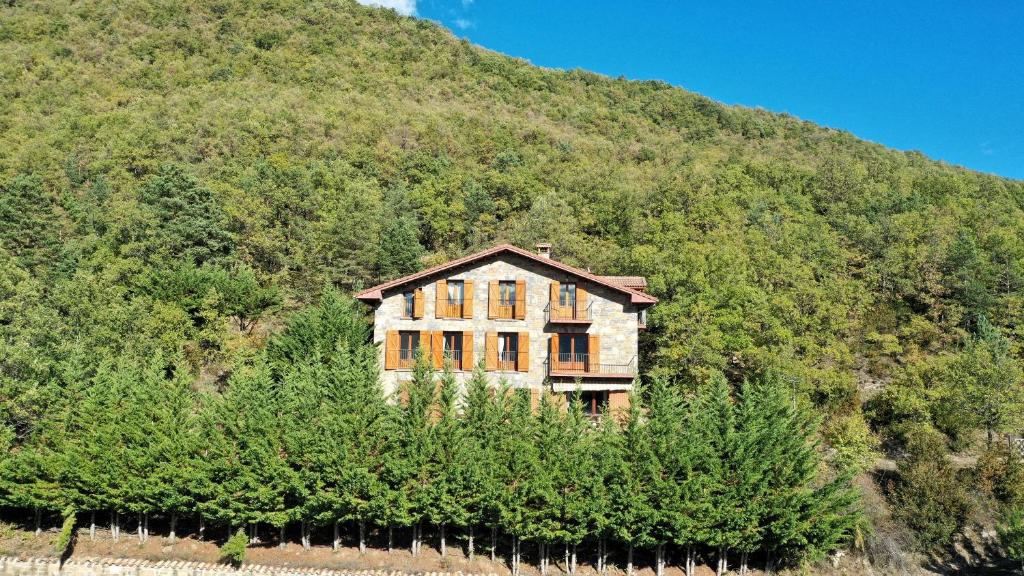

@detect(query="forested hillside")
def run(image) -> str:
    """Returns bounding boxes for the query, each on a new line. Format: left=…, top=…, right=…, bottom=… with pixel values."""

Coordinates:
left=1, top=0, right=1023, bottom=572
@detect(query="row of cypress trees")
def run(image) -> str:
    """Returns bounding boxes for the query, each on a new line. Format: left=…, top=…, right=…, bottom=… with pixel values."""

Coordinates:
left=0, top=290, right=861, bottom=575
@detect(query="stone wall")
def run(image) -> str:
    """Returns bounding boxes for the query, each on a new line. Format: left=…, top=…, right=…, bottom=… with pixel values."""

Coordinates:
left=0, top=557, right=495, bottom=576
left=370, top=252, right=644, bottom=399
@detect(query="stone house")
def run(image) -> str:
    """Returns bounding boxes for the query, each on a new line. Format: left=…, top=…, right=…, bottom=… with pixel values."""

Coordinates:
left=354, top=243, right=657, bottom=414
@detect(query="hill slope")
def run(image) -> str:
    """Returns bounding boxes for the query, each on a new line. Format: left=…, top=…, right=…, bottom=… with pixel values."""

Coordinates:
left=2, top=0, right=1024, bottom=564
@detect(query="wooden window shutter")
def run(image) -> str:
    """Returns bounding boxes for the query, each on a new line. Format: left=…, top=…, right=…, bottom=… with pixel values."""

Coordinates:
left=431, top=331, right=444, bottom=369
left=412, top=288, right=425, bottom=318
left=384, top=331, right=399, bottom=369
left=418, top=330, right=430, bottom=365
left=517, top=332, right=530, bottom=372
left=485, top=332, right=498, bottom=371
left=549, top=335, right=557, bottom=371
left=576, top=286, right=588, bottom=315
left=515, top=279, right=526, bottom=319
left=435, top=280, right=447, bottom=318
left=463, top=280, right=474, bottom=319
left=549, top=281, right=560, bottom=314
left=588, top=334, right=600, bottom=373
left=488, top=281, right=499, bottom=318
left=462, top=331, right=474, bottom=368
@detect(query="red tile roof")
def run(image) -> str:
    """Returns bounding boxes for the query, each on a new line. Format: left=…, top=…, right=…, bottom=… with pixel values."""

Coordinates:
left=354, top=244, right=657, bottom=305
left=597, top=276, right=648, bottom=291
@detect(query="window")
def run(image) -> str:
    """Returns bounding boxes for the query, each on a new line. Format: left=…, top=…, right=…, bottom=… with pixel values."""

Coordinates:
left=447, top=280, right=464, bottom=304
left=495, top=280, right=518, bottom=319
left=398, top=331, right=420, bottom=368
left=498, top=332, right=519, bottom=371
left=499, top=281, right=517, bottom=305
left=559, top=283, right=577, bottom=308
left=556, top=334, right=588, bottom=371
left=402, top=291, right=415, bottom=318
left=442, top=331, right=463, bottom=370
left=568, top=390, right=608, bottom=416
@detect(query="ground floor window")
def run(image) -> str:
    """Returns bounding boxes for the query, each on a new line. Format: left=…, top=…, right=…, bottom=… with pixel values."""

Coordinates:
left=567, top=390, right=608, bottom=416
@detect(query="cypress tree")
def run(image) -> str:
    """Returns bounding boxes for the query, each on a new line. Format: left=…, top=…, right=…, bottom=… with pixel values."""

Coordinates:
left=608, top=387, right=658, bottom=576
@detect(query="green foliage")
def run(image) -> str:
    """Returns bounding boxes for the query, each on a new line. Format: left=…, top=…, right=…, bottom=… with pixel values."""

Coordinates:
left=998, top=506, right=1024, bottom=572
left=220, top=528, right=248, bottom=567
left=891, top=453, right=973, bottom=551
left=54, top=507, right=76, bottom=555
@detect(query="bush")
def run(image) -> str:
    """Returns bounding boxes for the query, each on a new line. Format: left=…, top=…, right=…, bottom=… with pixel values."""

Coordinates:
left=220, top=529, right=247, bottom=567
left=998, top=506, right=1024, bottom=572
left=54, top=508, right=76, bottom=556
left=891, top=455, right=973, bottom=551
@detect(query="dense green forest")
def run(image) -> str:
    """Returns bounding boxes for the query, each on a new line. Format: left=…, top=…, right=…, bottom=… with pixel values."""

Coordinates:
left=1, top=0, right=1023, bottom=571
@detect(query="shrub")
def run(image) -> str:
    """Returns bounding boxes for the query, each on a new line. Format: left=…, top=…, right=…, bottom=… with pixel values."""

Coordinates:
left=891, top=455, right=973, bottom=551
left=998, top=506, right=1024, bottom=573
left=220, top=529, right=247, bottom=567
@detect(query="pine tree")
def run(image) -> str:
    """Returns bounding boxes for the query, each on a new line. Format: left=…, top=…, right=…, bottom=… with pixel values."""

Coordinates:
left=608, top=387, right=658, bottom=576
left=427, top=366, right=471, bottom=556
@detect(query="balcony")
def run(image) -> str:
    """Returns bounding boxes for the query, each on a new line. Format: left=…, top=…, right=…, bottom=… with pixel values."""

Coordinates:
left=387, top=348, right=419, bottom=370
left=497, top=350, right=519, bottom=371
left=547, top=353, right=635, bottom=379
left=443, top=349, right=464, bottom=371
left=545, top=302, right=593, bottom=324
left=437, top=299, right=465, bottom=319
left=493, top=298, right=526, bottom=320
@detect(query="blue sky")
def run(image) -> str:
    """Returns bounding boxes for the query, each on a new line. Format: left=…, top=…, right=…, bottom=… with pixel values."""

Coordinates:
left=359, top=0, right=1024, bottom=180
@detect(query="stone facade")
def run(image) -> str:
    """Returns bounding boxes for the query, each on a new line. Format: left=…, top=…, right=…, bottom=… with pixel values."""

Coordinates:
left=367, top=251, right=648, bottom=404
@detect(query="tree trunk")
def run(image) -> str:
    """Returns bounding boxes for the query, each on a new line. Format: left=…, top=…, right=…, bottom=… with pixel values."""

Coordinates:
left=686, top=545, right=695, bottom=576
left=169, top=513, right=177, bottom=544
left=333, top=521, right=340, bottom=551
left=740, top=551, right=748, bottom=575
left=198, top=514, right=205, bottom=541
left=597, top=538, right=606, bottom=574
left=279, top=523, right=285, bottom=549
left=143, top=512, right=149, bottom=541
left=411, top=523, right=417, bottom=556
left=716, top=546, right=727, bottom=576
left=511, top=535, right=518, bottom=576
left=137, top=512, right=144, bottom=543
left=387, top=525, right=393, bottom=554
left=627, top=543, right=634, bottom=576
left=34, top=507, right=41, bottom=536
left=440, top=524, right=446, bottom=557
left=468, top=525, right=474, bottom=561
left=540, top=542, right=547, bottom=576
left=764, top=552, right=775, bottom=575
left=564, top=543, right=569, bottom=573
left=90, top=511, right=96, bottom=541
left=571, top=544, right=577, bottom=575
left=113, top=511, right=120, bottom=542
left=359, top=520, right=366, bottom=554
left=656, top=543, right=665, bottom=576
left=491, top=527, right=497, bottom=563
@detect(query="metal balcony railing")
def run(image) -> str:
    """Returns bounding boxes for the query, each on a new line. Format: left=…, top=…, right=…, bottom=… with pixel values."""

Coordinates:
left=497, top=350, right=518, bottom=371
left=545, top=301, right=593, bottom=323
left=547, top=353, right=635, bottom=377
left=443, top=349, right=464, bottom=370
left=387, top=348, right=419, bottom=369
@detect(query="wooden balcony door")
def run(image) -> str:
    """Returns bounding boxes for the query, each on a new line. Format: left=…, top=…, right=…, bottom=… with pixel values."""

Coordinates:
left=557, top=333, right=588, bottom=372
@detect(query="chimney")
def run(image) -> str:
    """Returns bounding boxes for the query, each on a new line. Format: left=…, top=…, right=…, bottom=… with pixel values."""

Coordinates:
left=535, top=242, right=552, bottom=259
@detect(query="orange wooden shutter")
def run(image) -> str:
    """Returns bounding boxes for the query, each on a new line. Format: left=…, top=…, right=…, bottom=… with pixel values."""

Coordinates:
left=462, top=331, right=474, bottom=368
left=517, top=332, right=530, bottom=372
left=485, top=332, right=498, bottom=371
left=463, top=280, right=474, bottom=319
left=515, top=279, right=526, bottom=319
left=549, top=281, right=560, bottom=312
left=530, top=388, right=540, bottom=411
left=576, top=286, right=588, bottom=316
left=417, top=331, right=428, bottom=365
left=435, top=280, right=447, bottom=318
left=588, top=334, right=600, bottom=373
left=550, top=335, right=558, bottom=371
left=384, top=331, right=399, bottom=369
left=431, top=331, right=444, bottom=369
left=488, top=281, right=499, bottom=318
left=413, top=288, right=425, bottom=318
